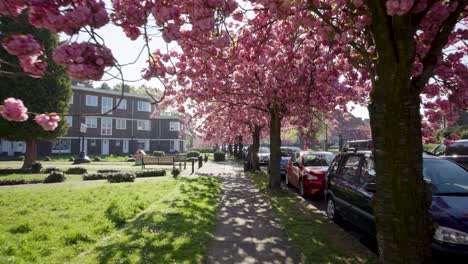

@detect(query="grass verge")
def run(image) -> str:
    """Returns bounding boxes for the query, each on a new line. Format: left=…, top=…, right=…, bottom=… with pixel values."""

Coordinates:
left=0, top=176, right=222, bottom=263
left=248, top=171, right=377, bottom=264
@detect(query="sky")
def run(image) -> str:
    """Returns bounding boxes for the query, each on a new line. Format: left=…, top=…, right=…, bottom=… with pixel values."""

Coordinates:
left=62, top=0, right=370, bottom=119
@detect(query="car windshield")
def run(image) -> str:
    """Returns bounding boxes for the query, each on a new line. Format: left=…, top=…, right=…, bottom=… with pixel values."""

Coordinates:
left=423, top=159, right=468, bottom=195
left=303, top=154, right=334, bottom=167
left=259, top=147, right=269, bottom=153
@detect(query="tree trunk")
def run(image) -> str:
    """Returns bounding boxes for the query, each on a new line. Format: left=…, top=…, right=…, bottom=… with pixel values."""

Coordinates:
left=269, top=105, right=282, bottom=190
left=228, top=144, right=232, bottom=155
left=238, top=136, right=243, bottom=160
left=370, top=81, right=432, bottom=263
left=22, top=139, right=37, bottom=169
left=233, top=143, right=238, bottom=157
left=250, top=125, right=261, bottom=171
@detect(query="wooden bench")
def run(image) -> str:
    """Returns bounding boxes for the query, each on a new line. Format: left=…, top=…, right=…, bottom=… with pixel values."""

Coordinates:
left=142, top=155, right=187, bottom=168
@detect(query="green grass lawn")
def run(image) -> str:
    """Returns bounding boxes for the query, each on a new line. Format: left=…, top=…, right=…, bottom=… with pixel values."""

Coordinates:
left=248, top=171, right=377, bottom=264
left=0, top=173, right=83, bottom=182
left=0, top=176, right=222, bottom=264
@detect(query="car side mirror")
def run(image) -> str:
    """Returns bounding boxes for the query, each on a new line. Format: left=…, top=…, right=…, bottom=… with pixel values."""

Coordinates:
left=293, top=162, right=299, bottom=167
left=364, top=182, right=377, bottom=193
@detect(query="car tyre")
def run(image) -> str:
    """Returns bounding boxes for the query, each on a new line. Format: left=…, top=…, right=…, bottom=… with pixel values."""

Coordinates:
left=326, top=196, right=341, bottom=223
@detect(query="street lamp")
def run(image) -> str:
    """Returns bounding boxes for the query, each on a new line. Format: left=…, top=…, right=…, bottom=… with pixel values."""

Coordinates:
left=74, top=123, right=91, bottom=164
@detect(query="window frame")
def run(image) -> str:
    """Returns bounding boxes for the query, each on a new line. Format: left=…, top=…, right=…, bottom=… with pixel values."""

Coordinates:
left=85, top=95, right=98, bottom=106
left=101, top=96, right=113, bottom=114
left=169, top=121, right=180, bottom=132
left=137, top=120, right=150, bottom=131
left=101, top=117, right=113, bottom=135
left=116, top=99, right=127, bottom=109
left=115, top=118, right=127, bottom=130
left=51, top=139, right=71, bottom=154
left=85, top=117, right=97, bottom=128
left=338, top=154, right=363, bottom=184
left=137, top=101, right=151, bottom=112
left=66, top=116, right=73, bottom=127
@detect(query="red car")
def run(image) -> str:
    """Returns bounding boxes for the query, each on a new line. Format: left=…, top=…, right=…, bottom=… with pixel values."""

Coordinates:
left=286, top=151, right=335, bottom=197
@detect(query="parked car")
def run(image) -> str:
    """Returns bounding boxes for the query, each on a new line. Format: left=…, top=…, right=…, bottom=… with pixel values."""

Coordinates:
left=286, top=151, right=335, bottom=197
left=280, top=146, right=302, bottom=177
left=258, top=147, right=270, bottom=165
left=325, top=151, right=468, bottom=257
left=432, top=139, right=468, bottom=170
left=342, top=139, right=373, bottom=152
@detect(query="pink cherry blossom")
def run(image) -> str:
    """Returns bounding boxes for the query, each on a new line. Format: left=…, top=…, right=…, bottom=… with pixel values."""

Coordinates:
left=0, top=0, right=26, bottom=17
left=52, top=43, right=113, bottom=80
left=34, top=113, right=60, bottom=131
left=0, top=98, right=29, bottom=122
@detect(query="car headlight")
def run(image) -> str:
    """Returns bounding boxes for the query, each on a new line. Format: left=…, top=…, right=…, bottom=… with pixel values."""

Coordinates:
left=305, top=174, right=318, bottom=180
left=434, top=226, right=468, bottom=245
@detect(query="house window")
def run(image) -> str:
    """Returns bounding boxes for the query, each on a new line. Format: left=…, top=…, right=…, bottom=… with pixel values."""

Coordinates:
left=70, top=93, right=73, bottom=104
left=86, top=95, right=98, bottom=106
left=102, top=97, right=113, bottom=114
left=85, top=117, right=97, bottom=128
left=137, top=140, right=145, bottom=150
left=170, top=140, right=175, bottom=151
left=101, top=117, right=112, bottom=135
left=137, top=120, right=150, bottom=131
left=90, top=139, right=96, bottom=147
left=117, top=99, right=127, bottom=109
left=115, top=140, right=121, bottom=147
left=116, top=119, right=126, bottom=130
left=51, top=139, right=71, bottom=153
left=169, top=121, right=180, bottom=131
left=66, top=116, right=73, bottom=127
left=137, top=101, right=151, bottom=112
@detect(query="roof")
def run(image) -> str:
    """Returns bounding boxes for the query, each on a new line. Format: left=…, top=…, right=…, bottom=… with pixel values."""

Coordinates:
left=72, top=86, right=153, bottom=100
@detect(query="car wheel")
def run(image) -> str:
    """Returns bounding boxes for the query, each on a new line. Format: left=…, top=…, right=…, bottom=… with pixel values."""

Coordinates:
left=299, top=180, right=305, bottom=197
left=326, top=196, right=340, bottom=222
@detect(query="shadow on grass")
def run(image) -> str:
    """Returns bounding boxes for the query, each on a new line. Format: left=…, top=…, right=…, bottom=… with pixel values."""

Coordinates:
left=83, top=177, right=222, bottom=264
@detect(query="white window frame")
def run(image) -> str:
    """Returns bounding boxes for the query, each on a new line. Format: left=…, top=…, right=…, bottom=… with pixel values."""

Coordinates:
left=66, top=116, right=73, bottom=127
left=137, top=101, right=151, bottom=112
left=116, top=118, right=126, bottom=130
left=137, top=120, right=150, bottom=131
left=102, top=97, right=113, bottom=114
left=85, top=117, right=97, bottom=128
left=101, top=117, right=112, bottom=135
left=51, top=139, right=71, bottom=154
left=169, top=121, right=180, bottom=132
left=85, top=95, right=98, bottom=106
left=117, top=99, right=127, bottom=109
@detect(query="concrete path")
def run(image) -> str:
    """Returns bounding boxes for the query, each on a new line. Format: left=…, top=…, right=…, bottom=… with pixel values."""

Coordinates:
left=196, top=160, right=301, bottom=264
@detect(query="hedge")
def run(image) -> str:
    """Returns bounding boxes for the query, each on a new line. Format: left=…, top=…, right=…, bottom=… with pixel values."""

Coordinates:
left=214, top=152, right=226, bottom=162
left=107, top=172, right=136, bottom=183
left=191, top=148, right=215, bottom=153
left=152, top=151, right=165, bottom=157
left=187, top=151, right=200, bottom=158
left=83, top=172, right=108, bottom=181
left=134, top=170, right=166, bottom=178
left=42, top=167, right=63, bottom=173
left=0, top=178, right=44, bottom=186
left=44, top=171, right=66, bottom=183
left=97, top=169, right=119, bottom=174
left=65, top=167, right=87, bottom=174
left=0, top=168, right=31, bottom=175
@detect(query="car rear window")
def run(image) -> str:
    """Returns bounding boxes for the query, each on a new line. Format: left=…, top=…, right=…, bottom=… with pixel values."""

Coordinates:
left=303, top=154, right=333, bottom=166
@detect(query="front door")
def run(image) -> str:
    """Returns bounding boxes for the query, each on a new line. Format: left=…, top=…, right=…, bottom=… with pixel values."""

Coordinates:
left=102, top=139, right=109, bottom=155
left=123, top=140, right=129, bottom=153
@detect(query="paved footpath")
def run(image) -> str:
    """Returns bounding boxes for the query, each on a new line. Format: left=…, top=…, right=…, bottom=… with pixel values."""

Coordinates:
left=193, top=160, right=302, bottom=264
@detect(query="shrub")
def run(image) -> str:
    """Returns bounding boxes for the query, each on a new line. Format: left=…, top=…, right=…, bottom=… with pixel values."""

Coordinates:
left=171, top=168, right=180, bottom=178
left=65, top=167, right=87, bottom=174
left=83, top=172, right=107, bottom=181
left=214, top=151, right=226, bottom=162
left=134, top=170, right=166, bottom=178
left=31, top=162, right=43, bottom=173
left=42, top=167, right=62, bottom=174
left=0, top=178, right=43, bottom=186
left=107, top=172, right=136, bottom=183
left=0, top=168, right=31, bottom=175
left=93, top=157, right=102, bottom=162
left=152, top=151, right=165, bottom=157
left=97, top=169, right=119, bottom=174
left=44, top=171, right=66, bottom=183
left=187, top=151, right=200, bottom=158
left=127, top=157, right=136, bottom=162
left=68, top=157, right=75, bottom=162
left=17, top=156, right=25, bottom=161
left=191, top=148, right=214, bottom=153
left=43, top=156, right=52, bottom=161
